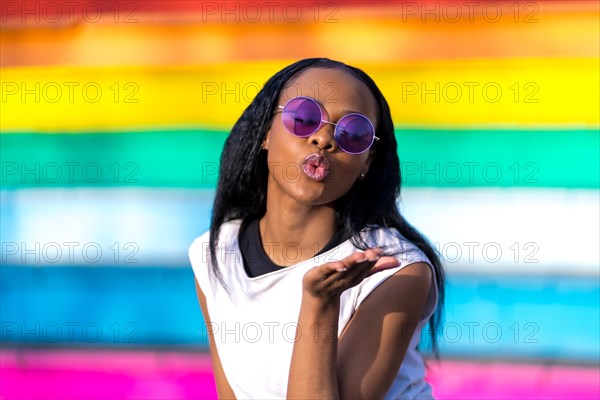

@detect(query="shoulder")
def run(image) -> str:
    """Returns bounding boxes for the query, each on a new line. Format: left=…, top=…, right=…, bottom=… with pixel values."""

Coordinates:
left=188, top=219, right=244, bottom=277
left=188, top=220, right=243, bottom=259
left=348, top=225, right=438, bottom=322
left=359, top=224, right=407, bottom=246
left=189, top=230, right=210, bottom=261
left=189, top=220, right=244, bottom=295
left=188, top=230, right=211, bottom=290
left=359, top=225, right=430, bottom=266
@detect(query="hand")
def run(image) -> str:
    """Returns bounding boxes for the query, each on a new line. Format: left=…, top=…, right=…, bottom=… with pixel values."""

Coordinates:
left=302, top=249, right=400, bottom=301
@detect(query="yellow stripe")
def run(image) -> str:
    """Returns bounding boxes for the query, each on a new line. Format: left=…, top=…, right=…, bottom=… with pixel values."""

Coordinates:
left=1, top=58, right=598, bottom=132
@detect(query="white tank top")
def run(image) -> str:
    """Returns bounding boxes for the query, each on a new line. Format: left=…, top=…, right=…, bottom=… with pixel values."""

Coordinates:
left=189, top=220, right=438, bottom=399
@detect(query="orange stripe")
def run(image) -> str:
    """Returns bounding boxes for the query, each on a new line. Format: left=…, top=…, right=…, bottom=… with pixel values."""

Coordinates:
left=1, top=1, right=597, bottom=68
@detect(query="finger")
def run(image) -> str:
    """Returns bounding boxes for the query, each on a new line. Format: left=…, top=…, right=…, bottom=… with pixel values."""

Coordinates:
left=315, top=253, right=367, bottom=289
left=317, top=262, right=346, bottom=279
left=335, top=251, right=369, bottom=272
left=326, top=253, right=379, bottom=288
left=319, top=258, right=359, bottom=276
left=345, top=250, right=396, bottom=281
left=342, top=248, right=382, bottom=274
left=307, top=254, right=368, bottom=289
left=319, top=249, right=383, bottom=287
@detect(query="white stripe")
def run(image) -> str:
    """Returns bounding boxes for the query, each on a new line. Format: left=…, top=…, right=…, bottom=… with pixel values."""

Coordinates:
left=0, top=188, right=212, bottom=267
left=401, top=188, right=599, bottom=275
left=1, top=187, right=598, bottom=274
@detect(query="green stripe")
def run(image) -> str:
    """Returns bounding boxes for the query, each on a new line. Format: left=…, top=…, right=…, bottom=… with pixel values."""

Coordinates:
left=1, top=128, right=598, bottom=188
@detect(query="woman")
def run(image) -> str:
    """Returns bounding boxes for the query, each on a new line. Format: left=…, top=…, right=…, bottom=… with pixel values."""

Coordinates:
left=189, top=58, right=445, bottom=399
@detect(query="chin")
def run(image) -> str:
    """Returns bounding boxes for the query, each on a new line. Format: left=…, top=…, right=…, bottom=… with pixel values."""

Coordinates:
left=292, top=185, right=349, bottom=207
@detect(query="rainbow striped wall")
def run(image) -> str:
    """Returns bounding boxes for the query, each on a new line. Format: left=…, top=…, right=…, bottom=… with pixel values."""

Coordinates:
left=2, top=350, right=599, bottom=399
left=1, top=1, right=599, bottom=392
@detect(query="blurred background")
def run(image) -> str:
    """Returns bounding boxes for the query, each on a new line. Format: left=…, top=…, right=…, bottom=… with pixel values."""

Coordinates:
left=1, top=0, right=598, bottom=399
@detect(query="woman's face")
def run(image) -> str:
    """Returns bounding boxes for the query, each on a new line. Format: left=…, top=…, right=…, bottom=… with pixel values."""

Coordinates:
left=263, top=67, right=378, bottom=207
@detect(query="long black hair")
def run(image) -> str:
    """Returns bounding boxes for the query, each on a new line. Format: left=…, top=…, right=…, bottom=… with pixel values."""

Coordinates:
left=208, top=58, right=445, bottom=352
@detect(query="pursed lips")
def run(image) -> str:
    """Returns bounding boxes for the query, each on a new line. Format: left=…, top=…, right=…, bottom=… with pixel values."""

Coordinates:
left=302, top=152, right=330, bottom=182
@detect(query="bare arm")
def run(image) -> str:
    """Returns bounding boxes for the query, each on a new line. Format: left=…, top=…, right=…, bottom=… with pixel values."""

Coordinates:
left=195, top=278, right=237, bottom=400
left=337, top=261, right=432, bottom=398
left=287, top=293, right=341, bottom=399
left=287, top=249, right=432, bottom=399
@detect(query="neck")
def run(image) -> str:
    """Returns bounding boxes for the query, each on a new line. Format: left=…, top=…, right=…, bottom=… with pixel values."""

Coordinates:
left=259, top=198, right=337, bottom=267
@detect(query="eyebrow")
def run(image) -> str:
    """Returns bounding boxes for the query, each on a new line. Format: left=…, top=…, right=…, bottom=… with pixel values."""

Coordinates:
left=323, top=104, right=376, bottom=125
left=335, top=107, right=363, bottom=115
left=319, top=101, right=369, bottom=118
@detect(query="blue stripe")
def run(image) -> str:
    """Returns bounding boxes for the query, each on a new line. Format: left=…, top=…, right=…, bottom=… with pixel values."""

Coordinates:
left=1, top=266, right=598, bottom=363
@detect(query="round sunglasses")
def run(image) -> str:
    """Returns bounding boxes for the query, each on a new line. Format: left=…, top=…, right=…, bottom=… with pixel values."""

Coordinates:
left=276, top=96, right=378, bottom=155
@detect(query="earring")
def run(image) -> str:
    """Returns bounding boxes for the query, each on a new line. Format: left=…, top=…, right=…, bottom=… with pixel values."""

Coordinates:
left=359, top=172, right=366, bottom=179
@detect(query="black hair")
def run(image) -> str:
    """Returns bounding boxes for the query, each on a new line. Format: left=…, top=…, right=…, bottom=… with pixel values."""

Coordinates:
left=208, top=58, right=445, bottom=353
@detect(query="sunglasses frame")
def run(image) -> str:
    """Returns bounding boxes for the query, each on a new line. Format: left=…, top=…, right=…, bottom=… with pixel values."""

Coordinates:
left=276, top=96, right=379, bottom=155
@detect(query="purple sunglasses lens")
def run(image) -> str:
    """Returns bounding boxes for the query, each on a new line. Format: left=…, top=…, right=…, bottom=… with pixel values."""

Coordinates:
left=335, top=114, right=375, bottom=154
left=281, top=97, right=322, bottom=137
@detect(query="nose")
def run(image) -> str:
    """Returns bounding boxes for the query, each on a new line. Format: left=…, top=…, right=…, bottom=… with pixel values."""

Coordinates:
left=308, top=123, right=338, bottom=152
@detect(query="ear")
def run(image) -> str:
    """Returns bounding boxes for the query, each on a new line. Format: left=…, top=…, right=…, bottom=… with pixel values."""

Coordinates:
left=261, top=132, right=270, bottom=150
left=359, top=150, right=376, bottom=179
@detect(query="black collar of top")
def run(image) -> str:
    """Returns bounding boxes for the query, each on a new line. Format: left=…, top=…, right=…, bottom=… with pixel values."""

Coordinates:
left=238, top=218, right=348, bottom=278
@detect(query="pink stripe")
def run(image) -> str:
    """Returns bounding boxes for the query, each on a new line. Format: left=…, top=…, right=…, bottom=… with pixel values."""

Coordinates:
left=427, top=359, right=600, bottom=400
left=0, top=349, right=217, bottom=400
left=1, top=350, right=598, bottom=399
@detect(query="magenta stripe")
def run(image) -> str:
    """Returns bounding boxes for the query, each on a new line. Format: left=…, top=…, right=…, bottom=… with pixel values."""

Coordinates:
left=0, top=349, right=217, bottom=400
left=1, top=349, right=598, bottom=399
left=427, top=359, right=600, bottom=400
